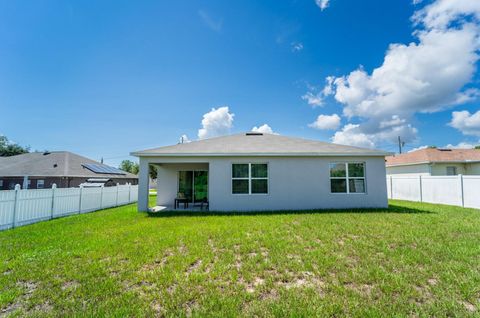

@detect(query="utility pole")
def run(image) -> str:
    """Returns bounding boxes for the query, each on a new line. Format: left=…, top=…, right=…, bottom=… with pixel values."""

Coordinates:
left=398, top=136, right=405, bottom=154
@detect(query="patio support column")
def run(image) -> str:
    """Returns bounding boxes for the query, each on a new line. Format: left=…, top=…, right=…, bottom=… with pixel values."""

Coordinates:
left=138, top=157, right=150, bottom=212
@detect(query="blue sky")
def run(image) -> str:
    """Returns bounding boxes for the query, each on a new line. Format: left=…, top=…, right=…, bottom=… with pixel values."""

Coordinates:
left=1, top=0, right=479, bottom=166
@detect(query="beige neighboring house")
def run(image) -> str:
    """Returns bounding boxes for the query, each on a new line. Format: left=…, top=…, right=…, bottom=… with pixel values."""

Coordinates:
left=386, top=148, right=480, bottom=176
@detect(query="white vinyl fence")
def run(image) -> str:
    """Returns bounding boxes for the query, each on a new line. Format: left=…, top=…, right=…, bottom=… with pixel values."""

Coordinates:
left=0, top=184, right=139, bottom=231
left=387, top=175, right=480, bottom=209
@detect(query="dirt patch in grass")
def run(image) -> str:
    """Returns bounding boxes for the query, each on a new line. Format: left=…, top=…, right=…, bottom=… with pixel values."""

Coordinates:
left=460, top=300, right=476, bottom=312
left=0, top=281, right=38, bottom=316
left=61, top=280, right=80, bottom=291
left=185, top=259, right=202, bottom=275
left=344, top=282, right=374, bottom=297
left=140, top=249, right=174, bottom=272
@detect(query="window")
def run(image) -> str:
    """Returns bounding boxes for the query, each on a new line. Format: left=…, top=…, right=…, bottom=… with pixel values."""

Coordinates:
left=37, top=179, right=45, bottom=189
left=0, top=180, right=3, bottom=188
left=232, top=163, right=268, bottom=194
left=329, top=162, right=366, bottom=193
left=446, top=166, right=457, bottom=176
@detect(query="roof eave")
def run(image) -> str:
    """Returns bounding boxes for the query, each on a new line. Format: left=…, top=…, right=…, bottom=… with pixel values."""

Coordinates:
left=131, top=152, right=391, bottom=157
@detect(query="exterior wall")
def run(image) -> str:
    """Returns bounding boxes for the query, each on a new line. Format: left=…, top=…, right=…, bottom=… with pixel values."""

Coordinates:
left=430, top=163, right=466, bottom=176
left=466, top=163, right=480, bottom=175
left=155, top=163, right=209, bottom=206
left=209, top=156, right=388, bottom=211
left=141, top=156, right=388, bottom=211
left=386, top=164, right=431, bottom=176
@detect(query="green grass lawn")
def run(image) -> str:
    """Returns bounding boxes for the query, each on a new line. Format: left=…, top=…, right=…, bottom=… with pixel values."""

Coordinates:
left=0, top=199, right=479, bottom=317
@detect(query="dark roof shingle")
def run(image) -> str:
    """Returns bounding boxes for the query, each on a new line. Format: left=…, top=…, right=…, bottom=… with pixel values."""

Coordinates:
left=0, top=151, right=137, bottom=178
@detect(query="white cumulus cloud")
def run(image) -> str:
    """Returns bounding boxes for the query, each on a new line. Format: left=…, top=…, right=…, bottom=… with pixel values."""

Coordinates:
left=251, top=124, right=277, bottom=134
left=301, top=91, right=323, bottom=107
left=291, top=42, right=304, bottom=52
left=315, top=0, right=330, bottom=11
left=449, top=110, right=480, bottom=136
left=198, top=106, right=234, bottom=139
left=444, top=142, right=477, bottom=149
left=331, top=124, right=376, bottom=149
left=318, top=0, right=480, bottom=148
left=309, top=114, right=341, bottom=130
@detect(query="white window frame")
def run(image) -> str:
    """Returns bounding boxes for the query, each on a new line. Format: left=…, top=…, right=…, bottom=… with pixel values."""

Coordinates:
left=232, top=163, right=268, bottom=195
left=329, top=162, right=366, bottom=194
left=37, top=179, right=45, bottom=189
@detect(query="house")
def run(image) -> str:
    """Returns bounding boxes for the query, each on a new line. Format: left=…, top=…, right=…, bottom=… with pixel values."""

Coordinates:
left=131, top=132, right=390, bottom=212
left=386, top=148, right=480, bottom=176
left=0, top=151, right=138, bottom=190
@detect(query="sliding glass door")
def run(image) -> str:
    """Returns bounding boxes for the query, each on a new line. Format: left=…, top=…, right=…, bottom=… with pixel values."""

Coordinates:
left=178, top=171, right=208, bottom=203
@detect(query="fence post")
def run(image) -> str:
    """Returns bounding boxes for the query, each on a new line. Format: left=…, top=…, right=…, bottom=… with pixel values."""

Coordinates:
left=128, top=183, right=132, bottom=203
left=78, top=185, right=83, bottom=214
left=50, top=184, right=57, bottom=219
left=100, top=185, right=104, bottom=209
left=419, top=175, right=423, bottom=202
left=389, top=176, right=393, bottom=199
left=12, top=184, right=20, bottom=229
left=115, top=183, right=120, bottom=206
left=459, top=174, right=464, bottom=207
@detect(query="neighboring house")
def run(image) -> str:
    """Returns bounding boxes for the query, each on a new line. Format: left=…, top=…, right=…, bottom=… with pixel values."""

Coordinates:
left=131, top=132, right=390, bottom=212
left=0, top=151, right=138, bottom=190
left=386, top=148, right=480, bottom=176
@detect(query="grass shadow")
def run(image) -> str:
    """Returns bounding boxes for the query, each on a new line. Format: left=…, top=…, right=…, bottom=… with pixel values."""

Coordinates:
left=147, top=203, right=433, bottom=218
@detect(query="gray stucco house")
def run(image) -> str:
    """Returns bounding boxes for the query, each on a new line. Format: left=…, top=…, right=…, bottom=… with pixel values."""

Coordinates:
left=131, top=132, right=390, bottom=212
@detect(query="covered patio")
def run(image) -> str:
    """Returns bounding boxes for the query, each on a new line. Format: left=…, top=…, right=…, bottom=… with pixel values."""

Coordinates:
left=137, top=159, right=209, bottom=212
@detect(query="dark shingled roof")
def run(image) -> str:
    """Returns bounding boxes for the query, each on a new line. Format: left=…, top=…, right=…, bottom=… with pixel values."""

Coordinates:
left=132, top=133, right=390, bottom=157
left=0, top=151, right=138, bottom=178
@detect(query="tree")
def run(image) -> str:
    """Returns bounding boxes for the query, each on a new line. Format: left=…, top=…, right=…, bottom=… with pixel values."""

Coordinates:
left=149, top=165, right=157, bottom=180
left=119, top=160, right=157, bottom=179
left=475, top=146, right=480, bottom=150
left=119, top=160, right=139, bottom=174
left=0, top=135, right=30, bottom=157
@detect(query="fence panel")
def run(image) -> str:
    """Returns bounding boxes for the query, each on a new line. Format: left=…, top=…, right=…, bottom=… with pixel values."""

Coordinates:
left=117, top=185, right=130, bottom=205
left=53, top=188, right=81, bottom=217
left=421, top=176, right=462, bottom=206
left=0, top=190, right=16, bottom=230
left=391, top=177, right=421, bottom=201
left=101, top=187, right=117, bottom=209
left=388, top=175, right=480, bottom=209
left=130, top=185, right=138, bottom=202
left=0, top=184, right=138, bottom=231
left=15, top=189, right=53, bottom=227
left=462, top=176, right=480, bottom=209
left=80, top=187, right=102, bottom=213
